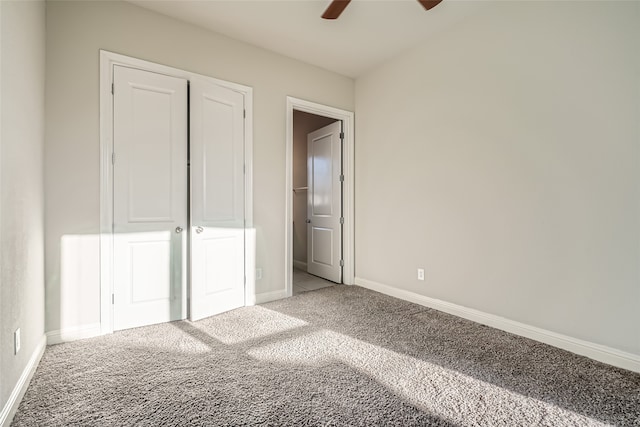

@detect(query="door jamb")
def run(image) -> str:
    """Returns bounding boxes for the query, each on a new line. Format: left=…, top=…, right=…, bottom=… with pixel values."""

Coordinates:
left=285, top=97, right=355, bottom=297
left=99, top=50, right=254, bottom=334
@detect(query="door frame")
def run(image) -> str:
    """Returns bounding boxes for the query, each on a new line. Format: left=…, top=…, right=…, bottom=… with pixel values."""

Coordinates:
left=99, top=50, right=254, bottom=334
left=285, top=97, right=355, bottom=297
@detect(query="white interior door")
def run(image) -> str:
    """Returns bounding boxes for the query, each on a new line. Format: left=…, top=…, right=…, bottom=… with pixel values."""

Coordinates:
left=112, top=66, right=188, bottom=331
left=190, top=79, right=245, bottom=321
left=307, top=121, right=342, bottom=283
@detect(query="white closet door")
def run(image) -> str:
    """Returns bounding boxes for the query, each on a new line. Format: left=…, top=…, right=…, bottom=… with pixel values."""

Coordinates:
left=112, top=66, right=188, bottom=331
left=190, top=79, right=245, bottom=321
left=307, top=121, right=342, bottom=283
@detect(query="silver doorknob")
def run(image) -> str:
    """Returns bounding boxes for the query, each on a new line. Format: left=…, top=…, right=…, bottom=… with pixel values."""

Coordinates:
left=196, top=226, right=204, bottom=234
left=306, top=219, right=311, bottom=223
left=175, top=226, right=183, bottom=233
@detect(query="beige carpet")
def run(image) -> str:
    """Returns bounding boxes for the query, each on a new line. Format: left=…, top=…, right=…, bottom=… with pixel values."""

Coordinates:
left=12, top=286, right=640, bottom=426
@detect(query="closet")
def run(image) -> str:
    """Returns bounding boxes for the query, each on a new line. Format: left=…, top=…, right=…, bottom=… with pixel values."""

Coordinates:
left=110, top=64, right=247, bottom=330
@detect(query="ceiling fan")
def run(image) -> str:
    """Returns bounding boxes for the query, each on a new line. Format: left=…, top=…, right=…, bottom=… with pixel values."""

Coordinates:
left=322, top=0, right=443, bottom=20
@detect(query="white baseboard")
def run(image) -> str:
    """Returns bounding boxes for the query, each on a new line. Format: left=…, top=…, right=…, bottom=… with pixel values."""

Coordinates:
left=292, top=260, right=307, bottom=271
left=255, top=289, right=289, bottom=304
left=46, top=322, right=102, bottom=345
left=0, top=335, right=47, bottom=427
left=354, top=277, right=640, bottom=373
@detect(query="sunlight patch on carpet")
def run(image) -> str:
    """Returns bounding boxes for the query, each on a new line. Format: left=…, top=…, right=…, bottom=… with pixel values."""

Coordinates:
left=192, top=306, right=308, bottom=345
left=247, top=328, right=603, bottom=426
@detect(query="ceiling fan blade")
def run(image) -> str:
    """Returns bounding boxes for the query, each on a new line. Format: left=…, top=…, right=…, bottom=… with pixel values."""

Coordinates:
left=417, top=0, right=443, bottom=11
left=322, top=0, right=352, bottom=20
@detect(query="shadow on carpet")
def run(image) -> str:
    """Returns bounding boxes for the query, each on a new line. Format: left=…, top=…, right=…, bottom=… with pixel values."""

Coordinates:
left=12, top=286, right=640, bottom=426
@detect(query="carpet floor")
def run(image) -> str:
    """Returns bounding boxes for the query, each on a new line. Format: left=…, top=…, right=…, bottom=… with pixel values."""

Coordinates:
left=12, top=286, right=640, bottom=426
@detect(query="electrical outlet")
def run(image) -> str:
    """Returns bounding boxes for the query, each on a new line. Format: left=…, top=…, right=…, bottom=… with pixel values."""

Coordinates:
left=256, top=268, right=263, bottom=280
left=417, top=268, right=425, bottom=281
left=14, top=328, right=21, bottom=355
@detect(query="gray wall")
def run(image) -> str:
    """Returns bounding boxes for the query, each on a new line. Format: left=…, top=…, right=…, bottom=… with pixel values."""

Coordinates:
left=0, top=0, right=46, bottom=416
left=44, top=0, right=354, bottom=333
left=355, top=1, right=640, bottom=356
left=292, top=111, right=338, bottom=266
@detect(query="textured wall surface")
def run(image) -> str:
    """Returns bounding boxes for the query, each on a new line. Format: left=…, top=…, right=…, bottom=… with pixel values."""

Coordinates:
left=0, top=0, right=46, bottom=413
left=355, top=1, right=640, bottom=355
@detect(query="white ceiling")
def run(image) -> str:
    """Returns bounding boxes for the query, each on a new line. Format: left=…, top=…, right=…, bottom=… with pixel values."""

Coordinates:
left=128, top=0, right=485, bottom=78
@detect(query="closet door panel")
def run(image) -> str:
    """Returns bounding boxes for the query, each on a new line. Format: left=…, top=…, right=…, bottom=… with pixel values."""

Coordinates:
left=190, top=80, right=245, bottom=321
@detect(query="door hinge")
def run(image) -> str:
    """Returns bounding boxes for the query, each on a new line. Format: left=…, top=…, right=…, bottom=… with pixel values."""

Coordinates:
left=339, top=260, right=344, bottom=267
left=243, top=109, right=246, bottom=119
left=340, top=217, right=344, bottom=225
left=339, top=132, right=344, bottom=139
left=111, top=83, right=114, bottom=95
left=111, top=294, right=114, bottom=304
left=112, top=153, right=115, bottom=165
left=339, top=174, right=344, bottom=182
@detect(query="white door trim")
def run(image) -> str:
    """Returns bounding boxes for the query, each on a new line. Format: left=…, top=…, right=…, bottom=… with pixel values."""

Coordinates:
left=285, top=96, right=355, bottom=297
left=100, top=50, right=254, bottom=334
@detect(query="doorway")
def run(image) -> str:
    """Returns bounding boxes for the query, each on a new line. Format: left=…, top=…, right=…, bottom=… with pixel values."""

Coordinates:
left=100, top=51, right=254, bottom=333
left=285, top=97, right=355, bottom=298
left=292, top=111, right=340, bottom=294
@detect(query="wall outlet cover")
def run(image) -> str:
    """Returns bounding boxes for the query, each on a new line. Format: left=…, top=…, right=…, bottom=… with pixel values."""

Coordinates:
left=417, top=268, right=425, bottom=281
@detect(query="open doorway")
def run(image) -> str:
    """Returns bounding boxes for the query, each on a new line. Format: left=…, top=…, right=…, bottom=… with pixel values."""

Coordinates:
left=285, top=97, right=355, bottom=298
left=292, top=111, right=340, bottom=294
